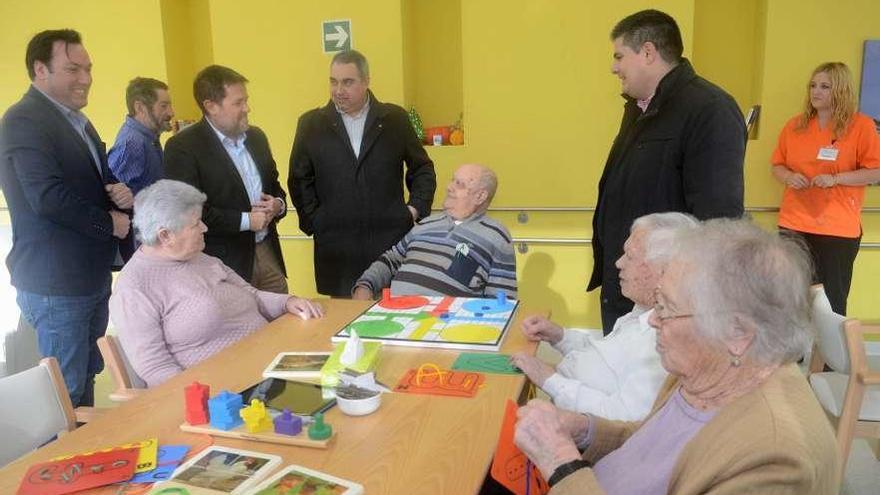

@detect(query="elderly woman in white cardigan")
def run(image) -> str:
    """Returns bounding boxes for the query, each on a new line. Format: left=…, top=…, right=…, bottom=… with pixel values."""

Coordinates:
left=511, top=212, right=698, bottom=421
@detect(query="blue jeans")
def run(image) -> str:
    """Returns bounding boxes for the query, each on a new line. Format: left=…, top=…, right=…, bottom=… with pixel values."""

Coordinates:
left=16, top=277, right=110, bottom=407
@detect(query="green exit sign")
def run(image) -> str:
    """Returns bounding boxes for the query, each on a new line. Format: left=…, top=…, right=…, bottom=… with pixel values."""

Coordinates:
left=323, top=20, right=352, bottom=53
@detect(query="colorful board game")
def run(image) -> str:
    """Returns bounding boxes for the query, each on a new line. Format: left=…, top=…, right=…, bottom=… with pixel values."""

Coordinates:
left=332, top=291, right=519, bottom=351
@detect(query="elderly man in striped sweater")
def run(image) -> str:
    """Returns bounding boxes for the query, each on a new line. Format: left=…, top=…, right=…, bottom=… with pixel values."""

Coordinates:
left=352, top=164, right=517, bottom=299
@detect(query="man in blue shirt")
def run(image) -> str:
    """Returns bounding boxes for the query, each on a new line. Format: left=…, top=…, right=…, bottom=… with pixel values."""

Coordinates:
left=108, top=77, right=174, bottom=195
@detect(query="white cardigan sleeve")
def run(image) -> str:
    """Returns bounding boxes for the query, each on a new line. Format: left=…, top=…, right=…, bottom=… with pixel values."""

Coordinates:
left=542, top=309, right=668, bottom=421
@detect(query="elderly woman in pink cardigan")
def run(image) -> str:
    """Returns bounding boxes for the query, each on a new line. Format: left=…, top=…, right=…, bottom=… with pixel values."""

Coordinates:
left=109, top=180, right=322, bottom=387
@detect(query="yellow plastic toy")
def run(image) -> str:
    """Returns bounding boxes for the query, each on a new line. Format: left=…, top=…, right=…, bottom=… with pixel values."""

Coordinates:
left=240, top=399, right=273, bottom=433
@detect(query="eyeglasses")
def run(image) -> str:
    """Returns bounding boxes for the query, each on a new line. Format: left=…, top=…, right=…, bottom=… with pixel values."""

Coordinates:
left=653, top=286, right=694, bottom=324
left=653, top=310, right=695, bottom=323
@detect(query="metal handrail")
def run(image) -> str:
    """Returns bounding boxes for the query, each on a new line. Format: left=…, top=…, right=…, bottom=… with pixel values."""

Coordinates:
left=1, top=207, right=878, bottom=248
left=2, top=205, right=880, bottom=213
left=280, top=235, right=590, bottom=244
left=278, top=206, right=880, bottom=213
left=278, top=234, right=880, bottom=250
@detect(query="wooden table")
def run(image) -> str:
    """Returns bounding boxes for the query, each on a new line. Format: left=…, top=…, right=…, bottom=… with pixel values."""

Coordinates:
left=0, top=299, right=538, bottom=494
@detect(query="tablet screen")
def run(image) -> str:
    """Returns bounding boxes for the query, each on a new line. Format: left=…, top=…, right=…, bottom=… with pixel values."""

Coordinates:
left=239, top=378, right=335, bottom=417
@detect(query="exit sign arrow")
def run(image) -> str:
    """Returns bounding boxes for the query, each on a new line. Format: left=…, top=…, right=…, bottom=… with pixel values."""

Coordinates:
left=326, top=25, right=348, bottom=49
left=322, top=20, right=352, bottom=53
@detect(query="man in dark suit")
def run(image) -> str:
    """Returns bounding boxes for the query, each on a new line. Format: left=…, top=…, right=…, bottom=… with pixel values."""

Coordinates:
left=0, top=29, right=133, bottom=406
left=289, top=50, right=436, bottom=297
left=165, top=65, right=288, bottom=293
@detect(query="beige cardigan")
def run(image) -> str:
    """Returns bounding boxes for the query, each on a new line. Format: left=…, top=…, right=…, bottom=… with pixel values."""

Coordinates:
left=552, top=363, right=840, bottom=494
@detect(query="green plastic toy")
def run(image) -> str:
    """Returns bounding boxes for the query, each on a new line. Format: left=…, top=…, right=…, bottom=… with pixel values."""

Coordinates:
left=308, top=412, right=333, bottom=440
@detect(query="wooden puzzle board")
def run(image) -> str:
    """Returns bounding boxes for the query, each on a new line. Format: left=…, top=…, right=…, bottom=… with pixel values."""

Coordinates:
left=179, top=422, right=333, bottom=449
left=332, top=295, right=519, bottom=351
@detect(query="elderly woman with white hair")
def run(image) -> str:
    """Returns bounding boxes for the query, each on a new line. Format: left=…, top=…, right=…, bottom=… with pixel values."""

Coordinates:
left=109, top=180, right=322, bottom=387
left=514, top=218, right=839, bottom=494
left=511, top=212, right=698, bottom=421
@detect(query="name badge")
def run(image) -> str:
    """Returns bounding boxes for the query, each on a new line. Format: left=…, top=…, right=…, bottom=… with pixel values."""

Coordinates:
left=817, top=146, right=839, bottom=161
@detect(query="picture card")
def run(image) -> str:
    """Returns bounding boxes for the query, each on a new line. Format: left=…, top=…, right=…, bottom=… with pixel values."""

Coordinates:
left=155, top=446, right=280, bottom=495
left=262, top=352, right=331, bottom=380
left=250, top=464, right=364, bottom=495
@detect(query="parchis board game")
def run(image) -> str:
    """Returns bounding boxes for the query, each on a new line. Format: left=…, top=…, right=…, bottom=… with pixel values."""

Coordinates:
left=332, top=290, right=519, bottom=351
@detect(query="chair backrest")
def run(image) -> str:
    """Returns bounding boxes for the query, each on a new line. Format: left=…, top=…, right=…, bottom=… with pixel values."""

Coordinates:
left=97, top=334, right=147, bottom=393
left=811, top=285, right=849, bottom=373
left=0, top=357, right=75, bottom=467
left=832, top=319, right=880, bottom=477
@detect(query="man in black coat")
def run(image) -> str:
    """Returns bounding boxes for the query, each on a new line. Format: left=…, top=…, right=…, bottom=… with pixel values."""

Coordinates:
left=589, top=10, right=746, bottom=334
left=289, top=50, right=436, bottom=297
left=165, top=65, right=288, bottom=293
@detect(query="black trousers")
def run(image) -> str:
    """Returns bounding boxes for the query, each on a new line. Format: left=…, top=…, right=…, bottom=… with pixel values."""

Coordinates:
left=780, top=228, right=861, bottom=315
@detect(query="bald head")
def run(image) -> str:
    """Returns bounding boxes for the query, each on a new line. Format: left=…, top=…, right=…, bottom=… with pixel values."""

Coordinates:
left=443, top=164, right=497, bottom=220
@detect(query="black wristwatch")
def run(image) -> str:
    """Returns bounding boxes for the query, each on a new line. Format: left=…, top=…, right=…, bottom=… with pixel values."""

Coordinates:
left=548, top=459, right=590, bottom=487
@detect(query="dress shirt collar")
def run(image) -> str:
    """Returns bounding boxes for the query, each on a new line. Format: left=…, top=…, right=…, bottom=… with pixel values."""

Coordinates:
left=335, top=93, right=371, bottom=120
left=32, top=84, right=89, bottom=124
left=206, top=117, right=247, bottom=147
left=124, top=115, right=159, bottom=141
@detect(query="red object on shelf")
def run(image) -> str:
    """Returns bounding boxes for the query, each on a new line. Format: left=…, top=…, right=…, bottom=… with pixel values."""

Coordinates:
left=424, top=126, right=451, bottom=145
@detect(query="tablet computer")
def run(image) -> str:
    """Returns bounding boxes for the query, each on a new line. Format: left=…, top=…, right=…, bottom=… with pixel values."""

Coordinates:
left=239, top=378, right=335, bottom=417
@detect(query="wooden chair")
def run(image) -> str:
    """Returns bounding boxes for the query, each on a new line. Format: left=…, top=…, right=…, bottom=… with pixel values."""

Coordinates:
left=807, top=286, right=880, bottom=475
left=97, top=334, right=146, bottom=402
left=0, top=357, right=98, bottom=467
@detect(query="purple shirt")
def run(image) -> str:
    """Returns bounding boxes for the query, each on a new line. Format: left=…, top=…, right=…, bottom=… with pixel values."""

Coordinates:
left=592, top=388, right=717, bottom=494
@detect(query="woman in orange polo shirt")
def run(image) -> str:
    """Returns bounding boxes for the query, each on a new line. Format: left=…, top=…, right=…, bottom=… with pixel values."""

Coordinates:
left=771, top=62, right=880, bottom=315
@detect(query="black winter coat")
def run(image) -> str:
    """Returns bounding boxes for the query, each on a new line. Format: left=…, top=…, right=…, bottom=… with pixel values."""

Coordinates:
left=589, top=60, right=746, bottom=317
left=289, top=92, right=436, bottom=296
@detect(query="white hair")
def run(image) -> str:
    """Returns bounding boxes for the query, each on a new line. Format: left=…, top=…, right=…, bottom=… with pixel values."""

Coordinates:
left=674, top=218, right=814, bottom=365
left=631, top=212, right=700, bottom=265
left=476, top=166, right=498, bottom=205
left=133, top=180, right=207, bottom=246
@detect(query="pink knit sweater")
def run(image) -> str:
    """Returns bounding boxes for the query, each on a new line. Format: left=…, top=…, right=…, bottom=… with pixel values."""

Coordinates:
left=109, top=250, right=290, bottom=387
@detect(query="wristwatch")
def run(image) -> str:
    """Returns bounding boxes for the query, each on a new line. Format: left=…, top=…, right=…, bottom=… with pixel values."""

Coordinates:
left=548, top=459, right=590, bottom=487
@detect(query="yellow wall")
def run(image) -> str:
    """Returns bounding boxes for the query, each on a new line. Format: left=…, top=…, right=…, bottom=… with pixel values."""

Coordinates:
left=402, top=0, right=464, bottom=129
left=693, top=0, right=763, bottom=114
left=1, top=0, right=879, bottom=328
left=160, top=0, right=214, bottom=122
left=693, top=0, right=880, bottom=323
left=0, top=0, right=167, bottom=221
left=0, top=1, right=167, bottom=144
left=745, top=0, right=880, bottom=320
left=205, top=0, right=409, bottom=298
left=447, top=0, right=694, bottom=325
